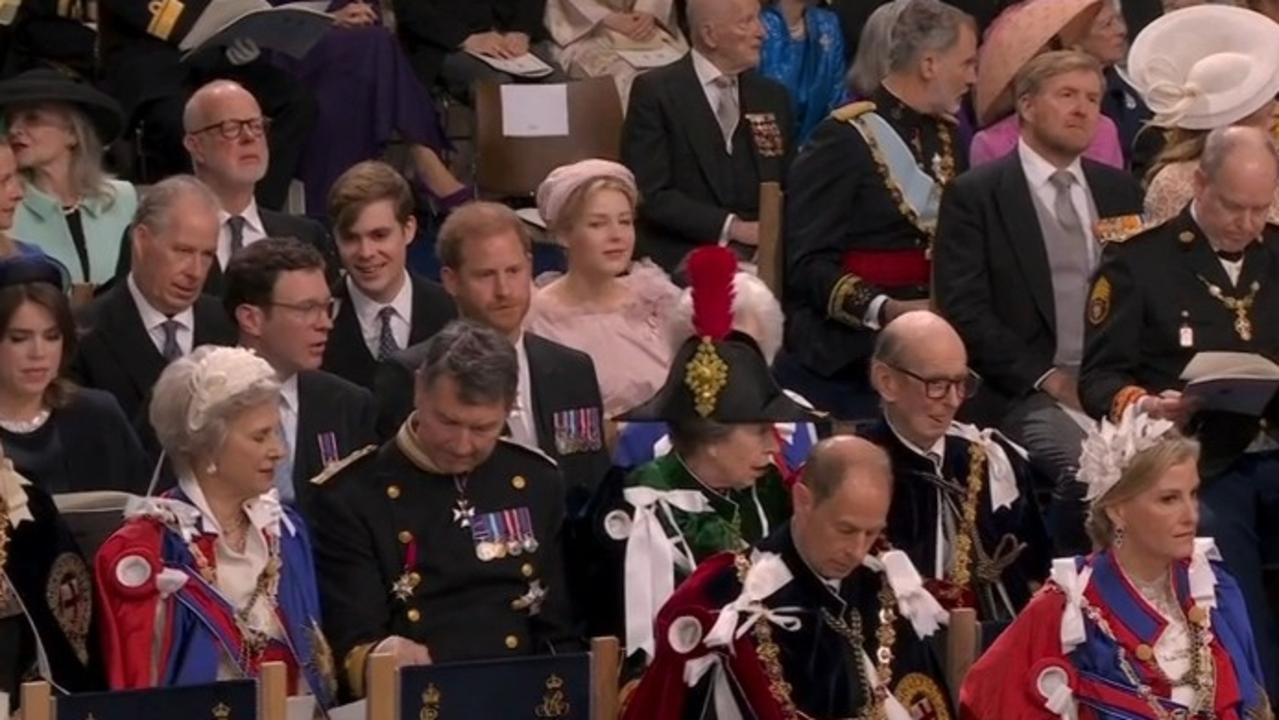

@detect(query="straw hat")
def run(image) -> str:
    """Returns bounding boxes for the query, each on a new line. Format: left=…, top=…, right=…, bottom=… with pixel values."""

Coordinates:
left=1125, top=5, right=1279, bottom=130
left=974, top=0, right=1102, bottom=128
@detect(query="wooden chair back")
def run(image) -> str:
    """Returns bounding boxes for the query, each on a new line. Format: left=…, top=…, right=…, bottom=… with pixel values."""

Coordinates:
left=946, top=607, right=980, bottom=702
left=755, top=182, right=784, bottom=297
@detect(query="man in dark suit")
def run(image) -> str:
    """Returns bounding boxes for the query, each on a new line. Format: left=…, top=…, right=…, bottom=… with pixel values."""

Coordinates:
left=780, top=0, right=975, bottom=421
left=112, top=80, right=335, bottom=295
left=74, top=175, right=236, bottom=427
left=374, top=202, right=611, bottom=513
left=934, top=51, right=1144, bottom=553
left=393, top=0, right=562, bottom=102
left=223, top=238, right=377, bottom=519
left=95, top=0, right=314, bottom=209
left=321, top=161, right=456, bottom=391
left=621, top=0, right=794, bottom=272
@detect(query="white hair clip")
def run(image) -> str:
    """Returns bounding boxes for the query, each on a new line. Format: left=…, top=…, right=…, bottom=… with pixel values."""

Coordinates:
left=1077, top=405, right=1175, bottom=503
left=184, top=347, right=277, bottom=433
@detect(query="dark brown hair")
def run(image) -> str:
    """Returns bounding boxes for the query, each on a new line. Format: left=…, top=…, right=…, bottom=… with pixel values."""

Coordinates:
left=0, top=282, right=77, bottom=408
left=223, top=237, right=326, bottom=321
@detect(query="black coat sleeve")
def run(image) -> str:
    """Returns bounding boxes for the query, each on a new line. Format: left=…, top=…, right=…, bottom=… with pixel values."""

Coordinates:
left=392, top=0, right=472, bottom=51
left=373, top=356, right=415, bottom=441
left=530, top=468, right=579, bottom=653
left=623, top=71, right=732, bottom=244
left=1080, top=243, right=1144, bottom=420
left=934, top=175, right=1051, bottom=397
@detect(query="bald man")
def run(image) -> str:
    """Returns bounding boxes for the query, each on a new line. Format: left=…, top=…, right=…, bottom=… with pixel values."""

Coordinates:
left=1082, top=125, right=1279, bottom=695
left=624, top=435, right=955, bottom=719
left=621, top=0, right=794, bottom=272
left=863, top=311, right=1050, bottom=622
left=114, top=82, right=335, bottom=296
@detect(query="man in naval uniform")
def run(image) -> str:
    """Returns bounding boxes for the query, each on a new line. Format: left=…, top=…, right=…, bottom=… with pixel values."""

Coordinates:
left=310, top=320, right=580, bottom=701
left=863, top=311, right=1051, bottom=623
left=1081, top=125, right=1279, bottom=697
left=779, top=0, right=978, bottom=419
left=622, top=436, right=953, bottom=720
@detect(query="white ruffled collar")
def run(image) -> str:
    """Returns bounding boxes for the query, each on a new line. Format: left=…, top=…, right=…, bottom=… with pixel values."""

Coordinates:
left=0, top=455, right=34, bottom=527
left=125, top=477, right=294, bottom=541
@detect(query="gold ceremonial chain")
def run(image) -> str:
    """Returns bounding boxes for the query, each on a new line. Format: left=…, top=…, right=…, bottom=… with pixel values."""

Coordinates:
left=1198, top=276, right=1260, bottom=342
left=0, top=493, right=9, bottom=571
left=818, top=581, right=899, bottom=720
left=186, top=527, right=283, bottom=671
left=950, top=446, right=987, bottom=588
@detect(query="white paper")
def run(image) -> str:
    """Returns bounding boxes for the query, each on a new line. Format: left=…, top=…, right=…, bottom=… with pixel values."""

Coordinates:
left=516, top=207, right=548, bottom=229
left=327, top=700, right=366, bottom=720
left=617, top=45, right=683, bottom=69
left=500, top=84, right=570, bottom=138
left=287, top=695, right=317, bottom=720
left=0, top=691, right=8, bottom=720
left=1180, top=351, right=1279, bottom=381
left=466, top=50, right=554, bottom=78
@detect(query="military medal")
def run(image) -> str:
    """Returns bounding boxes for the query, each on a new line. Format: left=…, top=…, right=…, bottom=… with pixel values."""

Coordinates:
left=503, top=510, right=523, bottom=557
left=391, top=571, right=417, bottom=602
left=510, top=579, right=547, bottom=616
left=452, top=475, right=475, bottom=528
left=517, top=507, right=539, bottom=553
left=553, top=407, right=603, bottom=456
left=471, top=513, right=499, bottom=562
left=1199, top=276, right=1260, bottom=341
left=316, top=431, right=340, bottom=468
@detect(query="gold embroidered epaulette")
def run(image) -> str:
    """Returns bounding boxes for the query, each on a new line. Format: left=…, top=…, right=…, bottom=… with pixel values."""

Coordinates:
left=830, top=101, right=876, bottom=123
left=498, top=437, right=559, bottom=468
left=1093, top=214, right=1147, bottom=244
left=309, top=445, right=377, bottom=485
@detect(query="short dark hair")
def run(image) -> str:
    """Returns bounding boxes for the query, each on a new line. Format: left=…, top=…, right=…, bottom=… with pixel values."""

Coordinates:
left=416, top=320, right=518, bottom=406
left=223, top=238, right=327, bottom=321
left=802, top=437, right=892, bottom=504
left=669, top=418, right=737, bottom=457
left=0, top=282, right=77, bottom=408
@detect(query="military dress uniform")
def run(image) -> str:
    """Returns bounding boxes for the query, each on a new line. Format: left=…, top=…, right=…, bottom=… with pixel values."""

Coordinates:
left=1080, top=206, right=1279, bottom=697
left=782, top=86, right=966, bottom=416
left=311, top=424, right=580, bottom=700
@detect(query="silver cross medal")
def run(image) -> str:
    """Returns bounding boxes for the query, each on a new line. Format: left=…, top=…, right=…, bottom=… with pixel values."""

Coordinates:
left=511, top=580, right=547, bottom=616
left=453, top=498, right=475, bottom=528
left=391, top=572, right=416, bottom=602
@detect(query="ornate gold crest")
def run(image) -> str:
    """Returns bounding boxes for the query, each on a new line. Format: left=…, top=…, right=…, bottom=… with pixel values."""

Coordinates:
left=1088, top=276, right=1112, bottom=326
left=684, top=338, right=729, bottom=418
left=894, top=672, right=952, bottom=720
left=45, top=551, right=92, bottom=664
left=211, top=702, right=231, bottom=720
left=420, top=683, right=442, bottom=720
left=534, top=673, right=571, bottom=718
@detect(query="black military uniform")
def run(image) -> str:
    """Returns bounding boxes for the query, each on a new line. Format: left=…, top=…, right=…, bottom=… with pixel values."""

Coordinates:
left=1080, top=206, right=1279, bottom=697
left=310, top=428, right=580, bottom=700
left=782, top=86, right=966, bottom=416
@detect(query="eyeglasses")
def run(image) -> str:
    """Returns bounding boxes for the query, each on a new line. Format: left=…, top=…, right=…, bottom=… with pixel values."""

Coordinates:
left=267, top=298, right=337, bottom=321
left=191, top=117, right=272, bottom=141
left=888, top=363, right=981, bottom=401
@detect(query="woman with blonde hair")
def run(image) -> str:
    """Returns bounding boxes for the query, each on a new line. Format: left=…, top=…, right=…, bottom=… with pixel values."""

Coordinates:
left=0, top=69, right=136, bottom=286
left=960, top=408, right=1270, bottom=719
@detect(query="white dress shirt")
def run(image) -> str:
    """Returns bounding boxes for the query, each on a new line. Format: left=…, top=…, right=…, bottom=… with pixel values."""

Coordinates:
left=1017, top=138, right=1100, bottom=266
left=279, top=374, right=299, bottom=465
left=127, top=273, right=194, bottom=358
left=216, top=197, right=268, bottom=269
left=1190, top=201, right=1246, bottom=286
left=507, top=334, right=540, bottom=448
left=345, top=271, right=413, bottom=358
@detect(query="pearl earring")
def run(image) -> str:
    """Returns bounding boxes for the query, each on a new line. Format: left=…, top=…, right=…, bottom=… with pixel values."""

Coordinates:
left=205, top=462, right=218, bottom=476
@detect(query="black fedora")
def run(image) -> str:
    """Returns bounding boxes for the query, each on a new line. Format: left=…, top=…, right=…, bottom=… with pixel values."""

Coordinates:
left=0, top=69, right=125, bottom=145
left=618, top=246, right=818, bottom=424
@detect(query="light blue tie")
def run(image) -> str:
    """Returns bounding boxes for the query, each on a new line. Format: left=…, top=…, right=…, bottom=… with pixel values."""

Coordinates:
left=274, top=403, right=295, bottom=503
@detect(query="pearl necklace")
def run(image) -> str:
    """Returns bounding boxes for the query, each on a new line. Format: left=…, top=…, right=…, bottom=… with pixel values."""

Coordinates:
left=0, top=408, right=51, bottom=434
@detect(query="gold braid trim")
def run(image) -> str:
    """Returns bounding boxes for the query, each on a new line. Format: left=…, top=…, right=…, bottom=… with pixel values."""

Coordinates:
left=950, top=445, right=987, bottom=589
left=874, top=581, right=898, bottom=693
left=0, top=491, right=9, bottom=572
left=828, top=274, right=879, bottom=329
left=343, top=641, right=377, bottom=699
left=1110, top=386, right=1147, bottom=423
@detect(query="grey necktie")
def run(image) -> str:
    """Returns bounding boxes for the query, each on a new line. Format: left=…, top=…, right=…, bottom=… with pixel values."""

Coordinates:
left=376, top=306, right=399, bottom=360
left=274, top=399, right=295, bottom=503
left=1049, top=171, right=1085, bottom=236
left=227, top=215, right=247, bottom=257
left=160, top=319, right=182, bottom=361
left=712, top=75, right=740, bottom=150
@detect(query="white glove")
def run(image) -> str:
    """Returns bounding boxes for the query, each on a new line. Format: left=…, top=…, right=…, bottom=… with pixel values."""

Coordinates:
left=225, top=38, right=261, bottom=66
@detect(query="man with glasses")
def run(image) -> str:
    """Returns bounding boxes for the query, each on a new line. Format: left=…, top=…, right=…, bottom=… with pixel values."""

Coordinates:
left=223, top=237, right=376, bottom=517
left=863, top=311, right=1050, bottom=623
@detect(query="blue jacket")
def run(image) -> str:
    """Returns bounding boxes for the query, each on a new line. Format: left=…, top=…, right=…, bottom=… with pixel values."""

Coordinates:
left=759, top=5, right=847, bottom=145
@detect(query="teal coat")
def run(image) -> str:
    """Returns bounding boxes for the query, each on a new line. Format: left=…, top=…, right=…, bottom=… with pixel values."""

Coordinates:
left=14, top=179, right=137, bottom=285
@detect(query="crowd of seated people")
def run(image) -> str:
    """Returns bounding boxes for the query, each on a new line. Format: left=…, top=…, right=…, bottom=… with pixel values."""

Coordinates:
left=5, top=1, right=1279, bottom=718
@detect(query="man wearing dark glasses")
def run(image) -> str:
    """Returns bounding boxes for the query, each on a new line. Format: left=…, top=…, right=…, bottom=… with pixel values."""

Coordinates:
left=861, top=310, right=1051, bottom=624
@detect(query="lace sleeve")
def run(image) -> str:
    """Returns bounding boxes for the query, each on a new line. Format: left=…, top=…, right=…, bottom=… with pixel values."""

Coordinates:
left=1143, top=165, right=1193, bottom=225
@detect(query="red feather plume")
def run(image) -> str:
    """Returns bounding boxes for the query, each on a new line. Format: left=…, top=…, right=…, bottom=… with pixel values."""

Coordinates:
left=687, top=246, right=737, bottom=341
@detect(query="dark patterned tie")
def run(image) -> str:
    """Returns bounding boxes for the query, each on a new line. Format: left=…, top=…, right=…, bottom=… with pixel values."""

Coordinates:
left=227, top=215, right=247, bottom=257
left=160, top=318, right=182, bottom=361
left=377, top=306, right=399, bottom=360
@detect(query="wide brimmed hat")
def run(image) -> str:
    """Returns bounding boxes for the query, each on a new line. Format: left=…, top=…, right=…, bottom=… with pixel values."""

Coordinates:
left=975, top=0, right=1102, bottom=128
left=618, top=247, right=817, bottom=424
left=1125, top=5, right=1279, bottom=130
left=0, top=69, right=125, bottom=144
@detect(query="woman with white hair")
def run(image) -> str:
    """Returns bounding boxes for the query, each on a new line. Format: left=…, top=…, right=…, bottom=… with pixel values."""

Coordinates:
left=94, top=347, right=334, bottom=705
left=0, top=69, right=137, bottom=286
left=960, top=408, right=1270, bottom=719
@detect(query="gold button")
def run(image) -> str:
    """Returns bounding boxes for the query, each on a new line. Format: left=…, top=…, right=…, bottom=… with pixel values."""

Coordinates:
left=512, top=475, right=526, bottom=490
left=1135, top=644, right=1154, bottom=662
left=409, top=571, right=422, bottom=586
left=397, top=530, right=413, bottom=544
left=407, top=608, right=421, bottom=622
left=504, top=634, right=519, bottom=650
left=386, top=485, right=401, bottom=499
left=521, top=563, right=534, bottom=578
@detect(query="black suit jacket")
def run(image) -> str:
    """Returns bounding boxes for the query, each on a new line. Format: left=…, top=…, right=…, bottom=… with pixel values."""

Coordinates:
left=623, top=54, right=794, bottom=271
left=110, top=210, right=337, bottom=296
left=321, top=273, right=456, bottom=391
left=72, top=285, right=237, bottom=426
left=375, top=331, right=611, bottom=512
left=291, top=370, right=378, bottom=517
left=934, top=152, right=1144, bottom=421
left=393, top=0, right=548, bottom=86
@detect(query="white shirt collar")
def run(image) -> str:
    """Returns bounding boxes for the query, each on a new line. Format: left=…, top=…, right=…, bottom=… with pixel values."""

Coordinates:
left=279, top=373, right=299, bottom=415
left=691, top=49, right=732, bottom=88
left=1017, top=138, right=1085, bottom=192
left=126, top=273, right=195, bottom=332
left=884, top=410, right=947, bottom=465
left=345, top=270, right=413, bottom=327
left=217, top=196, right=264, bottom=236
left=176, top=475, right=293, bottom=538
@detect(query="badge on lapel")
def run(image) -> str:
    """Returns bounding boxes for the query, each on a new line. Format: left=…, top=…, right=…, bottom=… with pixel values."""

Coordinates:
left=552, top=407, right=603, bottom=455
left=316, top=431, right=340, bottom=468
left=744, top=112, right=785, bottom=158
